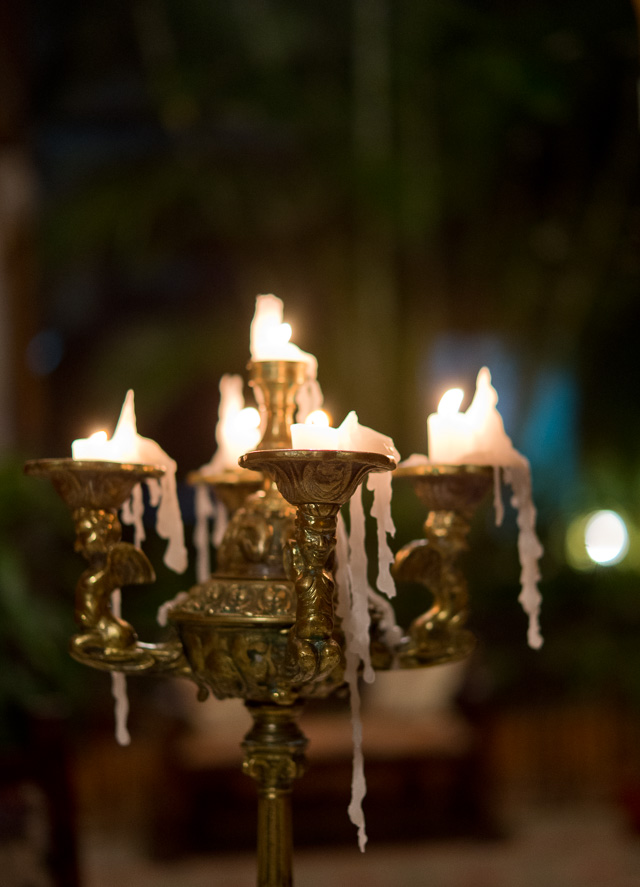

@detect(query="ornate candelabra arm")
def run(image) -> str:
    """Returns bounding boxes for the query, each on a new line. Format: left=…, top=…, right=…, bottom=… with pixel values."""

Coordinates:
left=392, top=464, right=493, bottom=668
left=24, top=459, right=190, bottom=676
left=242, top=702, right=307, bottom=887
left=239, top=450, right=396, bottom=687
left=284, top=501, right=343, bottom=684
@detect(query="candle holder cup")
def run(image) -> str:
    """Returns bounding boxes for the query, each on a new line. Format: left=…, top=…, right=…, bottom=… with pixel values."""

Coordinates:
left=392, top=464, right=493, bottom=668
left=239, top=449, right=396, bottom=687
left=23, top=459, right=188, bottom=674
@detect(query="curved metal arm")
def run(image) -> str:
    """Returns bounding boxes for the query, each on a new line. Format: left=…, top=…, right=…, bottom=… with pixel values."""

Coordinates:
left=392, top=464, right=492, bottom=668
left=24, top=459, right=190, bottom=677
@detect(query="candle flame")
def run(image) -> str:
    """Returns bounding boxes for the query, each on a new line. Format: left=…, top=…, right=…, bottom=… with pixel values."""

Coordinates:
left=88, top=430, right=108, bottom=444
left=437, top=388, right=464, bottom=416
left=305, top=409, right=330, bottom=427
left=235, top=406, right=261, bottom=431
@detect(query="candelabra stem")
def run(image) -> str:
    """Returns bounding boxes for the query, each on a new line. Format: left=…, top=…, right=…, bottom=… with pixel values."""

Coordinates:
left=248, top=360, right=308, bottom=450
left=285, top=502, right=343, bottom=685
left=242, top=702, right=308, bottom=887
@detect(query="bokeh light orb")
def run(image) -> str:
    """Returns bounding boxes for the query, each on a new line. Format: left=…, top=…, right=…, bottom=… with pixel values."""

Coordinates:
left=584, top=510, right=629, bottom=566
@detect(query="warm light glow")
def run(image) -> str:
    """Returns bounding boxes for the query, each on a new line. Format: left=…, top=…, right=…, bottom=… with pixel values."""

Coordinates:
left=262, top=320, right=292, bottom=352
left=585, top=510, right=629, bottom=566
left=71, top=429, right=111, bottom=459
left=437, top=388, right=464, bottom=416
left=305, top=410, right=330, bottom=427
left=235, top=406, right=261, bottom=431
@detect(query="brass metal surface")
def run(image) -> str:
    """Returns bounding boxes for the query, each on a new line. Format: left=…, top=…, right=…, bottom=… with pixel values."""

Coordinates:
left=26, top=376, right=495, bottom=886
left=393, top=464, right=492, bottom=667
left=242, top=701, right=307, bottom=887
left=240, top=449, right=396, bottom=686
left=187, top=466, right=264, bottom=515
left=248, top=360, right=309, bottom=450
left=24, top=459, right=189, bottom=675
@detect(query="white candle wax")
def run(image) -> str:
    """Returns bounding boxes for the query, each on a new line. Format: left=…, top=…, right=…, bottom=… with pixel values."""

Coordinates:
left=249, top=294, right=325, bottom=423
left=290, top=423, right=340, bottom=449
left=424, top=368, right=544, bottom=649
left=290, top=409, right=339, bottom=449
left=192, top=374, right=260, bottom=584
left=427, top=388, right=474, bottom=463
left=337, top=410, right=399, bottom=459
left=71, top=431, right=113, bottom=461
left=249, top=293, right=317, bottom=369
left=209, top=374, right=261, bottom=470
left=73, top=390, right=188, bottom=575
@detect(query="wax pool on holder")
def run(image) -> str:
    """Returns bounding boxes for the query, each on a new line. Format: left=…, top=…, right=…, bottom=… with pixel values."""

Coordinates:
left=72, top=390, right=188, bottom=745
left=250, top=293, right=323, bottom=421
left=415, top=367, right=544, bottom=650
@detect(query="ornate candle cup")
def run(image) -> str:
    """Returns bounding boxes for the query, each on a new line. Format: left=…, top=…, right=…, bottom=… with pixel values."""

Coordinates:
left=187, top=465, right=264, bottom=517
left=248, top=359, right=309, bottom=450
left=239, top=449, right=396, bottom=687
left=23, top=459, right=187, bottom=674
left=392, top=464, right=493, bottom=668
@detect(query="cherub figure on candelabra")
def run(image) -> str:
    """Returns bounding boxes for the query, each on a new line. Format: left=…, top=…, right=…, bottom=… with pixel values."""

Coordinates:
left=284, top=502, right=344, bottom=685
left=71, top=506, right=155, bottom=662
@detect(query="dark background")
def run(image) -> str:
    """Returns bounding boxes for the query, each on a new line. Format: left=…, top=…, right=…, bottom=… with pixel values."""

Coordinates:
left=0, top=1, right=639, bottom=879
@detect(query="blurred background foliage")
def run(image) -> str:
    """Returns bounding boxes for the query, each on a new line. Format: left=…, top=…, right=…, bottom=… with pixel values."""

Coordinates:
left=1, top=0, right=639, bottom=735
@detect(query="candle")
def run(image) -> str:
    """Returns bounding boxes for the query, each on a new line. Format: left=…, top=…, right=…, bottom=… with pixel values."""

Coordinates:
left=427, top=388, right=475, bottom=463
left=331, top=412, right=401, bottom=852
left=192, top=374, right=261, bottom=583
left=210, top=374, right=261, bottom=471
left=290, top=410, right=340, bottom=449
left=73, top=390, right=188, bottom=574
left=72, top=390, right=188, bottom=745
left=421, top=368, right=544, bottom=649
left=249, top=294, right=323, bottom=421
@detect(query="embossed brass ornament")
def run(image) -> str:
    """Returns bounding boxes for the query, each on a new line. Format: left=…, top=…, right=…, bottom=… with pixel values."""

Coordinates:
left=249, top=359, right=309, bottom=450
left=393, top=463, right=493, bottom=667
left=24, top=354, right=495, bottom=887
left=23, top=459, right=188, bottom=674
left=240, top=450, right=396, bottom=686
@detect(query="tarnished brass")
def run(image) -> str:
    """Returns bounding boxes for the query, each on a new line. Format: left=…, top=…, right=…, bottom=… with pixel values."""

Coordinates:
left=187, top=466, right=264, bottom=516
left=240, top=450, right=396, bottom=686
left=28, top=361, right=492, bottom=887
left=242, top=702, right=307, bottom=887
left=393, top=464, right=492, bottom=667
left=23, top=459, right=188, bottom=675
left=248, top=360, right=308, bottom=450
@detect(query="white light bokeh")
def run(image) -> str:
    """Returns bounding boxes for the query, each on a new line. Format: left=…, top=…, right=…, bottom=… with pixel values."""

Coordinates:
left=584, top=510, right=629, bottom=566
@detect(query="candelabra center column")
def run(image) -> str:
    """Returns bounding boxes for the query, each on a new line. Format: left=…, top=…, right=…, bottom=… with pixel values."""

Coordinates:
left=242, top=702, right=307, bottom=887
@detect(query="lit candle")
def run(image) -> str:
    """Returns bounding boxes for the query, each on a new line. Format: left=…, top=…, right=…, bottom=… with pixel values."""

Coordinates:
left=72, top=390, right=187, bottom=574
left=192, top=374, right=261, bottom=583
left=331, top=412, right=401, bottom=852
left=72, top=391, right=188, bottom=746
left=427, top=388, right=474, bottom=463
left=209, top=374, right=261, bottom=471
left=419, top=368, right=543, bottom=649
left=290, top=409, right=340, bottom=449
left=249, top=294, right=323, bottom=421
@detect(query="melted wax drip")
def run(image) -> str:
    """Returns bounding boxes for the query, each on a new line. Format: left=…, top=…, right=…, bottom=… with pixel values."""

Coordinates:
left=110, top=590, right=130, bottom=746
left=504, top=462, right=544, bottom=649
left=335, top=445, right=401, bottom=851
left=107, top=390, right=188, bottom=744
left=335, top=516, right=368, bottom=852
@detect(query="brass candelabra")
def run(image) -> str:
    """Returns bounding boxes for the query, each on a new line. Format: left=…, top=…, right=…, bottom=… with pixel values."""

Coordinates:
left=24, top=359, right=493, bottom=887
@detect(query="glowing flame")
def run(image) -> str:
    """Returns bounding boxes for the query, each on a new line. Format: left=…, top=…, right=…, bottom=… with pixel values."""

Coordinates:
left=235, top=407, right=261, bottom=431
left=437, top=388, right=464, bottom=417
left=305, top=409, right=331, bottom=427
